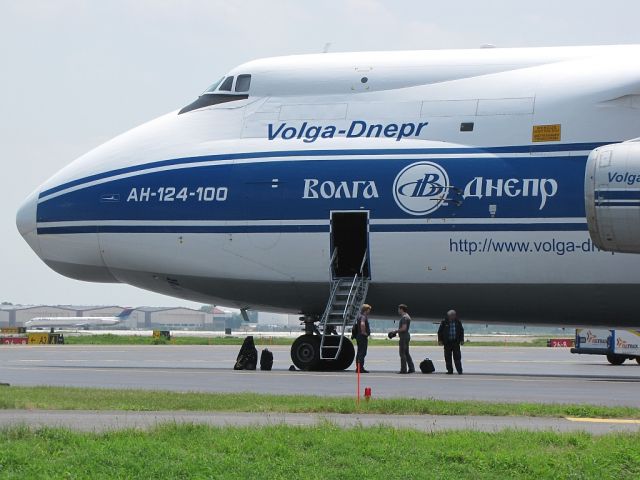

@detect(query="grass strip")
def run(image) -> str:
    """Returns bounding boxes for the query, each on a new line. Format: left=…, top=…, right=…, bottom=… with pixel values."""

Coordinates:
left=63, top=333, right=550, bottom=347
left=0, top=424, right=638, bottom=479
left=1, top=386, right=638, bottom=419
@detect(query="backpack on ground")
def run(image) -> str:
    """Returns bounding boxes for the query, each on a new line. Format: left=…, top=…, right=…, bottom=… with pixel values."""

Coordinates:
left=419, top=358, right=435, bottom=374
left=260, top=349, right=274, bottom=371
left=234, top=336, right=258, bottom=370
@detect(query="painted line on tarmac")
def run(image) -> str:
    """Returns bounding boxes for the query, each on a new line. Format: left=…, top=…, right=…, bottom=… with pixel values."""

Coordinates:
left=466, top=360, right=581, bottom=364
left=0, top=367, right=607, bottom=386
left=4, top=365, right=638, bottom=385
left=565, top=417, right=640, bottom=424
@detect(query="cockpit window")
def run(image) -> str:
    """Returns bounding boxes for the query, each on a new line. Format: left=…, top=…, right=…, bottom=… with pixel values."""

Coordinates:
left=235, top=74, right=251, bottom=93
left=178, top=74, right=251, bottom=114
left=204, top=77, right=224, bottom=94
left=219, top=76, right=234, bottom=91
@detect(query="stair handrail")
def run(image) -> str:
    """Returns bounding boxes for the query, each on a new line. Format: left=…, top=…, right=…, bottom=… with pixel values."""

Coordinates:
left=341, top=273, right=360, bottom=322
left=319, top=274, right=370, bottom=361
left=329, top=247, right=338, bottom=278
left=358, top=248, right=368, bottom=276
left=319, top=279, right=340, bottom=330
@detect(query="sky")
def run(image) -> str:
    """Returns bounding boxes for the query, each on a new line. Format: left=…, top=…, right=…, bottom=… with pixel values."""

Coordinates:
left=1, top=0, right=640, bottom=308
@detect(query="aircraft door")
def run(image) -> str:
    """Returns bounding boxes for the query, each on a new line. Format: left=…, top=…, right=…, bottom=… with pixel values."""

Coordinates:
left=330, top=211, right=370, bottom=279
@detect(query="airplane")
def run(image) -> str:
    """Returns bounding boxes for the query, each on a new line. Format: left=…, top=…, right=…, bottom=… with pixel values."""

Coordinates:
left=24, top=308, right=134, bottom=330
left=15, top=44, right=640, bottom=370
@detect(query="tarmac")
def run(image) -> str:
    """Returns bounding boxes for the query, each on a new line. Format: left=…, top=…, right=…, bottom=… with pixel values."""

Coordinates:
left=0, top=344, right=639, bottom=407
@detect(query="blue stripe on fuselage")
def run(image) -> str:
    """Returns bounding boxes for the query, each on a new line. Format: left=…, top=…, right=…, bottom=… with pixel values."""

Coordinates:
left=36, top=154, right=590, bottom=224
left=39, top=142, right=612, bottom=199
left=595, top=190, right=640, bottom=200
left=36, top=223, right=588, bottom=235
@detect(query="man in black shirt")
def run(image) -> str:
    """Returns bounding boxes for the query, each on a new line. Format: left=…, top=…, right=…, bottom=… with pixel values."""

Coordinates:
left=391, top=304, right=415, bottom=374
left=355, top=304, right=371, bottom=373
left=438, top=310, right=464, bottom=375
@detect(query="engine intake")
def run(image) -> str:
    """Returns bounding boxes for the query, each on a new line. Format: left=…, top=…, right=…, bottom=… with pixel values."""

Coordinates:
left=585, top=141, right=640, bottom=253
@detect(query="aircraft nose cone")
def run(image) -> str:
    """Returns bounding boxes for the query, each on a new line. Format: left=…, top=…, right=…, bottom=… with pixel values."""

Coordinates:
left=16, top=189, right=41, bottom=256
left=16, top=189, right=38, bottom=237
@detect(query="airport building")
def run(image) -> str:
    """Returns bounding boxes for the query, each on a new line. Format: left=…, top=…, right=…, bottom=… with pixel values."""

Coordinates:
left=256, top=311, right=302, bottom=330
left=134, top=307, right=230, bottom=330
left=0, top=305, right=232, bottom=330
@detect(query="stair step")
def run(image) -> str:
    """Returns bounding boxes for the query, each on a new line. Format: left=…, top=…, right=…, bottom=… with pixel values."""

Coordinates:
left=321, top=277, right=369, bottom=347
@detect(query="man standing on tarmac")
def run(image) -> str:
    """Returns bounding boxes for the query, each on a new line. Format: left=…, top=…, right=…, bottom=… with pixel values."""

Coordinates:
left=391, top=304, right=414, bottom=374
left=355, top=304, right=371, bottom=373
left=438, top=310, right=464, bottom=375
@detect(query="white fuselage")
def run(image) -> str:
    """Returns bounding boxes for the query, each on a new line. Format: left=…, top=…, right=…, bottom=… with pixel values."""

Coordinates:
left=16, top=45, right=640, bottom=325
left=25, top=317, right=121, bottom=328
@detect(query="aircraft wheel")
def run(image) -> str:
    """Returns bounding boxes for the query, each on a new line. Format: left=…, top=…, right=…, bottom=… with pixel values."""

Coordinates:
left=336, top=338, right=355, bottom=371
left=636, top=357, right=640, bottom=365
left=606, top=354, right=626, bottom=365
left=291, top=335, right=320, bottom=371
left=319, top=337, right=355, bottom=371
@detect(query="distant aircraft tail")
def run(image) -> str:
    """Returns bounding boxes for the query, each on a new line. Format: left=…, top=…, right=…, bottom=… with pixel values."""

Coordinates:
left=117, top=308, right=134, bottom=319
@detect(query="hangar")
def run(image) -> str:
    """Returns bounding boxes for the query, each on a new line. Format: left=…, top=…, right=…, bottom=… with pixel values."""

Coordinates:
left=0, top=305, right=231, bottom=330
left=136, top=307, right=230, bottom=330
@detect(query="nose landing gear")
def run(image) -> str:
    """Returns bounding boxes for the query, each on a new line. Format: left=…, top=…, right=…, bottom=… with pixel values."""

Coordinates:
left=290, top=334, right=355, bottom=371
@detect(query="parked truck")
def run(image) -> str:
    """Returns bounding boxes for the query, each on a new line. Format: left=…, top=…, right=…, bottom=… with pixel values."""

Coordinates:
left=571, top=329, right=640, bottom=365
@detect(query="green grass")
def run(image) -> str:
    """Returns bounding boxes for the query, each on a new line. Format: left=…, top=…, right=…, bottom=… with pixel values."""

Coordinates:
left=63, top=333, right=551, bottom=347
left=0, top=424, right=638, bottom=479
left=1, top=386, right=639, bottom=419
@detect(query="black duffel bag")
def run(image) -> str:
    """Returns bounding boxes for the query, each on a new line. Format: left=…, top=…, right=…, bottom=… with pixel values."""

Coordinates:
left=260, top=349, right=274, bottom=371
left=419, top=358, right=435, bottom=374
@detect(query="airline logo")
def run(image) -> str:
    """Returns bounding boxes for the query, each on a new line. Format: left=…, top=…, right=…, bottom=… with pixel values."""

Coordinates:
left=298, top=162, right=560, bottom=215
left=617, top=337, right=639, bottom=350
left=303, top=179, right=378, bottom=199
left=585, top=330, right=608, bottom=345
left=393, top=162, right=450, bottom=216
left=607, top=172, right=640, bottom=186
left=268, top=120, right=429, bottom=143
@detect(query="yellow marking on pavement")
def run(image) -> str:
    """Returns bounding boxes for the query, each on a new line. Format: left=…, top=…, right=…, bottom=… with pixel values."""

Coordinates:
left=565, top=417, right=640, bottom=424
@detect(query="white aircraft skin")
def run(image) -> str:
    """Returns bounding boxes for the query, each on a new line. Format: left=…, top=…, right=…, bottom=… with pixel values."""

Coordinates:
left=15, top=45, right=640, bottom=331
left=25, top=309, right=133, bottom=329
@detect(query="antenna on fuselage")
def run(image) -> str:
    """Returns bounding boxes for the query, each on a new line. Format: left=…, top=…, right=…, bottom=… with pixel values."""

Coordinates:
left=323, top=42, right=332, bottom=53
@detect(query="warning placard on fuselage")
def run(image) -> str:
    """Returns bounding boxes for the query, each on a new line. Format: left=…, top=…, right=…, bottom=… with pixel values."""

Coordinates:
left=532, top=124, right=561, bottom=142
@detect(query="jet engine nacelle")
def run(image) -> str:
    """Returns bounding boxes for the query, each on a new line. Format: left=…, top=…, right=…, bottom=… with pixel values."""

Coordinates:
left=585, top=141, right=640, bottom=253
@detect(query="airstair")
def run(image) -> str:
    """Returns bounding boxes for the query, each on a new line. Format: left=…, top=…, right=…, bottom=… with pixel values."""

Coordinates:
left=318, top=249, right=369, bottom=361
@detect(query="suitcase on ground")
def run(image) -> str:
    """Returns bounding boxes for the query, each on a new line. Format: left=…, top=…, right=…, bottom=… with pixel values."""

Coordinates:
left=260, top=349, right=274, bottom=371
left=419, top=358, right=435, bottom=374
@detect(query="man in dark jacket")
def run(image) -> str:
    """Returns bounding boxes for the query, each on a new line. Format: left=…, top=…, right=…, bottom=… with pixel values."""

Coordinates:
left=438, top=310, right=464, bottom=375
left=354, top=304, right=371, bottom=373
